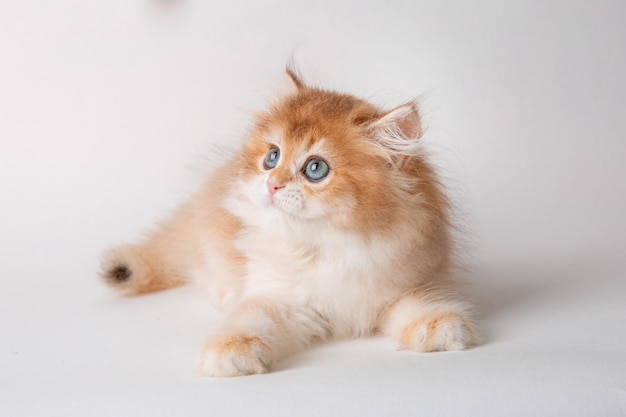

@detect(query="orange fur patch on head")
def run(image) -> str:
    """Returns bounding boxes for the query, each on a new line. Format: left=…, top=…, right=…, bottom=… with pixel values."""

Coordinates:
left=236, top=84, right=449, bottom=239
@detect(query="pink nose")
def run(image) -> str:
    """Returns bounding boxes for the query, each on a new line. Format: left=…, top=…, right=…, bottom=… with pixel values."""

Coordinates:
left=267, top=180, right=285, bottom=196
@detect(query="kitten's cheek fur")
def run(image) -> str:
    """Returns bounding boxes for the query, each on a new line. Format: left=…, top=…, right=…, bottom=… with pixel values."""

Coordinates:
left=196, top=335, right=273, bottom=377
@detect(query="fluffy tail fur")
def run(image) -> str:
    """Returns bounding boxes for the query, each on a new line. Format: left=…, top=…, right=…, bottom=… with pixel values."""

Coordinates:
left=101, top=242, right=186, bottom=295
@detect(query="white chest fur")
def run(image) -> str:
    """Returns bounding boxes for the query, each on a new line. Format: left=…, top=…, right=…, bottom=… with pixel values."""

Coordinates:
left=235, top=223, right=404, bottom=337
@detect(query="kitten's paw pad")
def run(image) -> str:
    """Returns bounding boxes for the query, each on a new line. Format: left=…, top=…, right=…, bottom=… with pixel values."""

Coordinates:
left=197, top=335, right=273, bottom=377
left=401, top=313, right=473, bottom=353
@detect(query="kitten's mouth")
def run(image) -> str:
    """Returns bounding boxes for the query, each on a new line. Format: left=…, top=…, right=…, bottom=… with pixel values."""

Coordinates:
left=269, top=196, right=286, bottom=212
left=267, top=193, right=303, bottom=217
left=266, top=194, right=281, bottom=209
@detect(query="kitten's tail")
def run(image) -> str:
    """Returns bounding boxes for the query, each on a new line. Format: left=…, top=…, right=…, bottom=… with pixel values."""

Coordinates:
left=100, top=243, right=185, bottom=295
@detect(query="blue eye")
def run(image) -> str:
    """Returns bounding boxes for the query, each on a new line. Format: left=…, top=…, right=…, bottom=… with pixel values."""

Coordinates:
left=303, top=157, right=330, bottom=182
left=264, top=147, right=280, bottom=170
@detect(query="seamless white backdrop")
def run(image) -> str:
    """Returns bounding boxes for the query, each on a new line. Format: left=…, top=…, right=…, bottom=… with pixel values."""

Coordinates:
left=1, top=1, right=625, bottom=416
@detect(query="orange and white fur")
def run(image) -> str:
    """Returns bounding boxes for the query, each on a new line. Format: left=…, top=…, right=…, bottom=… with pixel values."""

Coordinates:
left=101, top=69, right=475, bottom=377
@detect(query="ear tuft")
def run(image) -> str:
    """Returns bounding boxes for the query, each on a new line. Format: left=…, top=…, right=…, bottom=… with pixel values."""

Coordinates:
left=368, top=103, right=422, bottom=163
left=374, top=103, right=421, bottom=139
left=285, top=64, right=305, bottom=90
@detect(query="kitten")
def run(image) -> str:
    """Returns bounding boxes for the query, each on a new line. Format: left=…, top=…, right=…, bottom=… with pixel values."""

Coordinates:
left=101, top=68, right=476, bottom=377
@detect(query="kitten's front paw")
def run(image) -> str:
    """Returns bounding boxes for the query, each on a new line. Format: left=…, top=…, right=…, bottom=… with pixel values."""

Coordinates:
left=401, top=313, right=474, bottom=353
left=196, top=334, right=273, bottom=377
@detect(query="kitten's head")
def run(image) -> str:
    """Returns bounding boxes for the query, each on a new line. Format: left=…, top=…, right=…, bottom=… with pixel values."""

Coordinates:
left=233, top=68, right=443, bottom=234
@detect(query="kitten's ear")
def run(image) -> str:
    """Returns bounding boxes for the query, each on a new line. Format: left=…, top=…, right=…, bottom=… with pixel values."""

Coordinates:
left=367, top=103, right=422, bottom=165
left=285, top=66, right=305, bottom=90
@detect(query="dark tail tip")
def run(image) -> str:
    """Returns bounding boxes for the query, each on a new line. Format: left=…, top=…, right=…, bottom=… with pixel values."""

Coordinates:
left=107, top=265, right=132, bottom=283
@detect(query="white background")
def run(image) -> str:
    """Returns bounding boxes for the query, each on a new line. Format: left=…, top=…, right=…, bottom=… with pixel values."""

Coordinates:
left=1, top=1, right=625, bottom=416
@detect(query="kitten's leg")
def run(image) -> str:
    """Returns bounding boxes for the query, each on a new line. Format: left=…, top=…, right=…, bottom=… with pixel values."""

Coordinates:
left=380, top=287, right=476, bottom=352
left=197, top=297, right=328, bottom=377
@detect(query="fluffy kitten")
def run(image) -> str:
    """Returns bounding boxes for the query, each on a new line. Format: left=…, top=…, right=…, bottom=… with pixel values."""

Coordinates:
left=101, top=68, right=475, bottom=377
